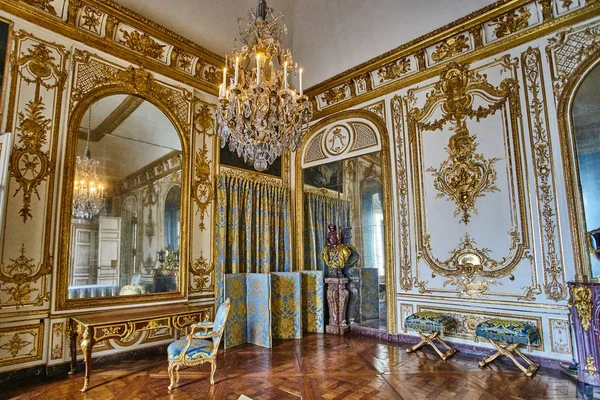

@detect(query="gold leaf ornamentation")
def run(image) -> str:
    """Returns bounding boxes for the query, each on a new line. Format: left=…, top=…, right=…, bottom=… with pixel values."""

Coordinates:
left=0, top=333, right=33, bottom=357
left=568, top=286, right=592, bottom=331
left=194, top=104, right=214, bottom=137
left=321, top=84, right=349, bottom=106
left=191, top=252, right=215, bottom=293
left=203, top=65, right=220, bottom=85
left=585, top=355, right=597, bottom=376
left=488, top=6, right=531, bottom=39
left=517, top=283, right=542, bottom=301
left=80, top=6, right=103, bottom=34
left=392, top=96, right=412, bottom=291
left=377, top=58, right=411, bottom=82
left=0, top=244, right=51, bottom=308
left=431, top=35, right=470, bottom=63
left=561, top=0, right=574, bottom=9
left=192, top=143, right=213, bottom=231
left=443, top=275, right=500, bottom=297
left=119, top=29, right=166, bottom=60
left=9, top=98, right=55, bottom=222
left=521, top=47, right=566, bottom=301
left=21, top=0, right=56, bottom=16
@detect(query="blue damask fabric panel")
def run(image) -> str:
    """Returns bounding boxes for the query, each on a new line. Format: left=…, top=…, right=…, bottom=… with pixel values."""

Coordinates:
left=246, top=273, right=272, bottom=348
left=224, top=273, right=247, bottom=349
left=300, top=271, right=324, bottom=333
left=360, top=268, right=379, bottom=321
left=271, top=272, right=302, bottom=339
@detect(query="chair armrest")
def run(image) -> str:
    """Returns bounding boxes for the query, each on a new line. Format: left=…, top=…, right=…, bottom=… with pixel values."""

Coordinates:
left=188, top=324, right=218, bottom=339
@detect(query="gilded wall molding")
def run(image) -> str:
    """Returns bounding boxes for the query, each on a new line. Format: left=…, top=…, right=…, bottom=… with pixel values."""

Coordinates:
left=190, top=251, right=215, bottom=294
left=0, top=323, right=44, bottom=368
left=487, top=5, right=533, bottom=39
left=520, top=46, right=566, bottom=301
left=0, top=0, right=223, bottom=95
left=219, top=165, right=284, bottom=188
left=192, top=143, right=213, bottom=231
left=407, top=60, right=531, bottom=288
left=391, top=95, right=412, bottom=291
left=0, top=244, right=50, bottom=309
left=306, top=0, right=600, bottom=119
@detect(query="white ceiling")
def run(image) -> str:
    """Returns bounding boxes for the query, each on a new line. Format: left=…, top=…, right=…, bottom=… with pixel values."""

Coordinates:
left=114, top=0, right=496, bottom=88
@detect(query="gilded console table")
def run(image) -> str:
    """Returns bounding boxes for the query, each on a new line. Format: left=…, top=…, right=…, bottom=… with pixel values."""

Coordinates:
left=68, top=304, right=211, bottom=392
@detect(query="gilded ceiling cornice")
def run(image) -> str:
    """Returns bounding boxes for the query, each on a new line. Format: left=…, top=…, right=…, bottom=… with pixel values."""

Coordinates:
left=306, top=0, right=600, bottom=119
left=0, top=0, right=223, bottom=95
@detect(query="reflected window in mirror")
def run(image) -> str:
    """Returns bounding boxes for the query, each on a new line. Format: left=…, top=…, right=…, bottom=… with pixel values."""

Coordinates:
left=68, top=94, right=183, bottom=299
left=573, top=63, right=600, bottom=279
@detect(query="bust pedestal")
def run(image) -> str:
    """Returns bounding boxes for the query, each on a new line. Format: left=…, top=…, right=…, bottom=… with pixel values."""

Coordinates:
left=568, top=282, right=600, bottom=389
left=325, top=277, right=349, bottom=335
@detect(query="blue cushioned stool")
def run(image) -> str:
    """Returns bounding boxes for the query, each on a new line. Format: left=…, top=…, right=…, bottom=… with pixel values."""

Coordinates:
left=405, top=311, right=457, bottom=360
left=475, top=318, right=540, bottom=376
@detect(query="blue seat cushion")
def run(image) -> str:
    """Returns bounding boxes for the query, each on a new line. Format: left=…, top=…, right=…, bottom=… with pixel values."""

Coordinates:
left=405, top=312, right=457, bottom=333
left=475, top=319, right=540, bottom=346
left=167, top=338, right=213, bottom=361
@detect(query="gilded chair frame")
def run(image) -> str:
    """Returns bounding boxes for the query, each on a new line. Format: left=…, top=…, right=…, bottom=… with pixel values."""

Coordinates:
left=294, top=109, right=397, bottom=333
left=168, top=298, right=230, bottom=390
left=556, top=48, right=600, bottom=282
left=56, top=85, right=191, bottom=310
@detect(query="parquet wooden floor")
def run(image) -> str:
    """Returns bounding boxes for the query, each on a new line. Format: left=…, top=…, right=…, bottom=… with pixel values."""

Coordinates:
left=3, top=333, right=586, bottom=400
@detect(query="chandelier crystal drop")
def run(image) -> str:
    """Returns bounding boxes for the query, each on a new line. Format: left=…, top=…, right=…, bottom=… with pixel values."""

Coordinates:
left=72, top=107, right=105, bottom=219
left=216, top=0, right=313, bottom=171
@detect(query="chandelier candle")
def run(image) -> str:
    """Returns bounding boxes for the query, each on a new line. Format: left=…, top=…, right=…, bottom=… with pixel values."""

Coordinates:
left=216, top=0, right=313, bottom=171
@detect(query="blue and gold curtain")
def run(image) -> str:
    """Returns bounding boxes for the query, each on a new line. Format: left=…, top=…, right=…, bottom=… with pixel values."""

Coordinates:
left=303, top=192, right=351, bottom=275
left=215, top=174, right=292, bottom=278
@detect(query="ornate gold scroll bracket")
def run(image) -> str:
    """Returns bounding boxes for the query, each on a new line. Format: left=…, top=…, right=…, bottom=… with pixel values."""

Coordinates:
left=0, top=244, right=51, bottom=308
left=568, top=286, right=592, bottom=331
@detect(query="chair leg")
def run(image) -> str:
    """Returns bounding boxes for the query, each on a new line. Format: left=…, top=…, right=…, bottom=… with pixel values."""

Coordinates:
left=210, top=361, right=217, bottom=385
left=174, top=364, right=181, bottom=387
left=167, top=363, right=175, bottom=391
left=406, top=330, right=456, bottom=361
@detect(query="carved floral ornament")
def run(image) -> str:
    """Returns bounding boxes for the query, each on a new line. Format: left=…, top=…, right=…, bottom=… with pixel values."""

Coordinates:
left=0, top=244, right=51, bottom=308
left=568, top=286, right=592, bottom=331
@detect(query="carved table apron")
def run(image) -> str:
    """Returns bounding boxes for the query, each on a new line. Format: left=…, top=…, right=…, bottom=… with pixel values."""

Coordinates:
left=68, top=304, right=211, bottom=392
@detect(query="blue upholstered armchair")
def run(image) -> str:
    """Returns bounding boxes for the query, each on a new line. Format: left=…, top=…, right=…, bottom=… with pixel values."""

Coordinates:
left=167, top=298, right=231, bottom=390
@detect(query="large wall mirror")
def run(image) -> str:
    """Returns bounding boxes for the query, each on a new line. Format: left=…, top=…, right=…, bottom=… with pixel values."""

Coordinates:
left=571, top=62, right=600, bottom=280
left=58, top=92, right=189, bottom=309
left=296, top=110, right=396, bottom=333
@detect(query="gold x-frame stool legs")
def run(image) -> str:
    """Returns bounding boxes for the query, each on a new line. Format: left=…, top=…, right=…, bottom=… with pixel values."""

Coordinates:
left=406, top=330, right=456, bottom=361
left=478, top=338, right=539, bottom=377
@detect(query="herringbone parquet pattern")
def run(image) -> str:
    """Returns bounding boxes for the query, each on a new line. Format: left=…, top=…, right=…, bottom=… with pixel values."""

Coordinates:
left=4, top=333, right=585, bottom=399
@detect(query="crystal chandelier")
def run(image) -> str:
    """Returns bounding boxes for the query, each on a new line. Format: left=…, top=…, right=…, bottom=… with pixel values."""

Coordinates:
left=72, top=106, right=105, bottom=219
left=216, top=0, right=313, bottom=171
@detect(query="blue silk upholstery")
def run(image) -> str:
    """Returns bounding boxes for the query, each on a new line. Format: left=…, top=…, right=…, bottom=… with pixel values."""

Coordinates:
left=167, top=338, right=212, bottom=361
left=405, top=312, right=457, bottom=335
left=476, top=319, right=540, bottom=346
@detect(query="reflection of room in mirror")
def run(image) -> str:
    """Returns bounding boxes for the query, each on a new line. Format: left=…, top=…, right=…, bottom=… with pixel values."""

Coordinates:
left=572, top=63, right=600, bottom=279
left=68, top=94, right=183, bottom=299
left=303, top=151, right=387, bottom=330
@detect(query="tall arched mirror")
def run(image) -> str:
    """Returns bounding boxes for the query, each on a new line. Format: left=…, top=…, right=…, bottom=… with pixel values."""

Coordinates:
left=572, top=63, right=600, bottom=279
left=296, top=111, right=396, bottom=333
left=62, top=93, right=186, bottom=304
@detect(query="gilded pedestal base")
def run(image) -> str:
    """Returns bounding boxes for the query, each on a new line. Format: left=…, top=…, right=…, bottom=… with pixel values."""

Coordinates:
left=325, top=278, right=349, bottom=335
left=406, top=330, right=456, bottom=361
left=478, top=338, right=539, bottom=377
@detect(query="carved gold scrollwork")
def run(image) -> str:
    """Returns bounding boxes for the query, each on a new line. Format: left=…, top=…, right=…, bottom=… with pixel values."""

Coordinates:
left=190, top=251, right=215, bottom=293
left=431, top=35, right=470, bottom=63
left=192, top=143, right=213, bottom=231
left=391, top=96, right=412, bottom=291
left=568, top=286, right=592, bottom=331
left=321, top=84, right=349, bottom=106
left=20, top=0, right=57, bottom=16
left=586, top=355, right=597, bottom=376
left=80, top=6, right=103, bottom=34
left=0, top=244, right=51, bottom=308
left=119, top=29, right=166, bottom=60
left=377, top=58, right=411, bottom=82
left=521, top=47, right=566, bottom=301
left=488, top=6, right=532, bottom=39
left=142, top=183, right=158, bottom=245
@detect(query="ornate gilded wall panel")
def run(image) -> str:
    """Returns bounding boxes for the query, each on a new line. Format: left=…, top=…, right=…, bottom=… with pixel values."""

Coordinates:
left=548, top=317, right=572, bottom=354
left=49, top=320, right=64, bottom=361
left=405, top=58, right=534, bottom=298
left=0, top=31, right=68, bottom=310
left=114, top=23, right=173, bottom=65
left=425, top=32, right=473, bottom=66
left=417, top=305, right=544, bottom=350
left=521, top=47, right=566, bottom=301
left=76, top=4, right=107, bottom=36
left=18, top=0, right=68, bottom=20
left=0, top=322, right=44, bottom=368
left=398, top=303, right=414, bottom=331
left=483, top=3, right=541, bottom=44
left=391, top=96, right=412, bottom=291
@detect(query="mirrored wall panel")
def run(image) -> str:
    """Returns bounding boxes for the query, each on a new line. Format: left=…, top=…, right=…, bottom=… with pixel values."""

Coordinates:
left=68, top=94, right=183, bottom=298
left=303, top=151, right=387, bottom=330
left=573, top=63, right=600, bottom=279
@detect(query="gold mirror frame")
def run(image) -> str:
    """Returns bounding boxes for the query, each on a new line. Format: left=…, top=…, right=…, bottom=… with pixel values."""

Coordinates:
left=294, top=109, right=397, bottom=333
left=557, top=48, right=600, bottom=282
left=57, top=87, right=190, bottom=310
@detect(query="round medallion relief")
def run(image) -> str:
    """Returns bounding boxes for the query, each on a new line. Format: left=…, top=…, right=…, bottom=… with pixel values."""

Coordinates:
left=323, top=125, right=352, bottom=156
